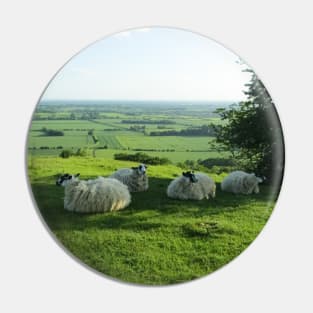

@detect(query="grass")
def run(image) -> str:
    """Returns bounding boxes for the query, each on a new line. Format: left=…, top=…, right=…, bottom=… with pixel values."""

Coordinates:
left=28, top=132, right=88, bottom=148
left=96, top=133, right=124, bottom=149
left=28, top=156, right=277, bottom=285
left=30, top=120, right=106, bottom=130
left=117, top=135, right=213, bottom=151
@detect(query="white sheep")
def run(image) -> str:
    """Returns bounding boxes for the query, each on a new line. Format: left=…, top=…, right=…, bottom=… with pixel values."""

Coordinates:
left=221, top=171, right=263, bottom=194
left=110, top=163, right=148, bottom=192
left=167, top=171, right=216, bottom=200
left=56, top=173, right=131, bottom=213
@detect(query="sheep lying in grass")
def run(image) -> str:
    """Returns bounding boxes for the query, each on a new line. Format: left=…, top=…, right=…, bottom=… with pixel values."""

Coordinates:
left=167, top=171, right=216, bottom=200
left=110, top=164, right=148, bottom=192
left=221, top=171, right=263, bottom=195
left=56, top=173, right=131, bottom=213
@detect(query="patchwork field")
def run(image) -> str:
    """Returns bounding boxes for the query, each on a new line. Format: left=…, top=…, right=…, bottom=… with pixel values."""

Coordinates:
left=117, top=135, right=212, bottom=151
left=27, top=102, right=229, bottom=163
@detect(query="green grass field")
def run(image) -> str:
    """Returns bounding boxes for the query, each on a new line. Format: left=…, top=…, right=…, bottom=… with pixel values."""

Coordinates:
left=28, top=156, right=277, bottom=285
left=30, top=120, right=106, bottom=130
left=28, top=103, right=229, bottom=164
left=117, top=134, right=212, bottom=151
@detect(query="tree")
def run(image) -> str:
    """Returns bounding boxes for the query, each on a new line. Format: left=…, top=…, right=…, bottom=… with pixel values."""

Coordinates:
left=59, top=149, right=74, bottom=158
left=213, top=69, right=284, bottom=183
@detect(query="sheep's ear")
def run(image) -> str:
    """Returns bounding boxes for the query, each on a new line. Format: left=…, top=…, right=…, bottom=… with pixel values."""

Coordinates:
left=68, top=175, right=72, bottom=179
left=75, top=173, right=80, bottom=177
left=182, top=172, right=187, bottom=176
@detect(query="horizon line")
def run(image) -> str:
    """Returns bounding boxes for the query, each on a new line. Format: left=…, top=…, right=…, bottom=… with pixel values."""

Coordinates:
left=40, top=99, right=242, bottom=103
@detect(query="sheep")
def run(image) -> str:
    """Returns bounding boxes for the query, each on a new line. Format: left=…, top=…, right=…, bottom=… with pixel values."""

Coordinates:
left=221, top=171, right=263, bottom=195
left=167, top=171, right=216, bottom=200
left=56, top=173, right=131, bottom=213
left=110, top=163, right=148, bottom=192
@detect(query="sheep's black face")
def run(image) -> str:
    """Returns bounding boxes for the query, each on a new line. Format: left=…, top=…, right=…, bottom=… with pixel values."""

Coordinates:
left=182, top=171, right=198, bottom=183
left=56, top=173, right=80, bottom=186
left=56, top=173, right=71, bottom=186
left=132, top=164, right=147, bottom=175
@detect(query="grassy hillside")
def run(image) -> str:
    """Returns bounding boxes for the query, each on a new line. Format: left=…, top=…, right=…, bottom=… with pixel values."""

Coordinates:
left=28, top=156, right=277, bottom=285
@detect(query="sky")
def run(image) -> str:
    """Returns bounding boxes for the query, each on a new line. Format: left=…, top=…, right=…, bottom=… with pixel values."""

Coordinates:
left=42, top=27, right=251, bottom=102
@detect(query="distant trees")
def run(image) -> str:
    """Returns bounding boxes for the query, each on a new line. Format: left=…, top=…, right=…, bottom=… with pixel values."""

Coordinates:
left=59, top=147, right=89, bottom=158
left=41, top=127, right=64, bottom=136
left=81, top=112, right=100, bottom=120
left=59, top=150, right=73, bottom=158
left=129, top=125, right=146, bottom=132
left=121, top=119, right=176, bottom=125
left=92, top=134, right=99, bottom=144
left=33, top=111, right=101, bottom=120
left=87, top=129, right=99, bottom=144
left=150, top=125, right=215, bottom=136
left=212, top=69, right=284, bottom=181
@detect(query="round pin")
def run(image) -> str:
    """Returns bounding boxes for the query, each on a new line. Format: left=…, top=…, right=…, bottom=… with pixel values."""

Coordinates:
left=27, top=27, right=284, bottom=285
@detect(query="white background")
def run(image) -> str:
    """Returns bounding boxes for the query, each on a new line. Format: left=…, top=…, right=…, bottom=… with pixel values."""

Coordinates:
left=0, top=1, right=312, bottom=312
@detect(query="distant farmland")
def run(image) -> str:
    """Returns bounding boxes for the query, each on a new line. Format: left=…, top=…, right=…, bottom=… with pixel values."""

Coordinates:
left=27, top=102, right=229, bottom=163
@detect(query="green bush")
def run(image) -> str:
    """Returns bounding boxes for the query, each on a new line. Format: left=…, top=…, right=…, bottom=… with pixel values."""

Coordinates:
left=41, top=127, right=64, bottom=136
left=114, top=152, right=171, bottom=165
left=198, top=158, right=235, bottom=168
left=196, top=158, right=235, bottom=174
left=59, top=149, right=74, bottom=158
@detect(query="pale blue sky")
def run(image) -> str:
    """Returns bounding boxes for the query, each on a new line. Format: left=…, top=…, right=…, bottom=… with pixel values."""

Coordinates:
left=42, top=27, right=251, bottom=102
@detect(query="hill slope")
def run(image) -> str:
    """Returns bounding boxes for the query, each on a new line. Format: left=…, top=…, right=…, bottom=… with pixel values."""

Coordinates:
left=27, top=156, right=277, bottom=285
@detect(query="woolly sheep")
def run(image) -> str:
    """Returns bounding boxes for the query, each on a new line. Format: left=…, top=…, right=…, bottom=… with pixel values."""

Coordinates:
left=56, top=173, right=131, bottom=213
left=221, top=171, right=263, bottom=195
left=110, top=163, right=148, bottom=192
left=167, top=171, right=216, bottom=200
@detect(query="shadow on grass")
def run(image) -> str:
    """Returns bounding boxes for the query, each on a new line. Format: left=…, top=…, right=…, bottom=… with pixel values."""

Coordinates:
left=30, top=176, right=277, bottom=233
left=182, top=220, right=237, bottom=238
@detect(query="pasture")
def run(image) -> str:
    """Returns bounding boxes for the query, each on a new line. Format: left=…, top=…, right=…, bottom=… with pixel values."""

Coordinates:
left=27, top=102, right=229, bottom=163
left=27, top=102, right=277, bottom=285
left=28, top=156, right=277, bottom=285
